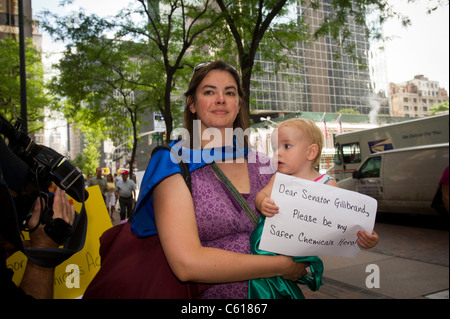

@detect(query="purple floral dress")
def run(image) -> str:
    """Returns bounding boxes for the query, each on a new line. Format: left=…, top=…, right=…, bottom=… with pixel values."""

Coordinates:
left=190, top=151, right=273, bottom=299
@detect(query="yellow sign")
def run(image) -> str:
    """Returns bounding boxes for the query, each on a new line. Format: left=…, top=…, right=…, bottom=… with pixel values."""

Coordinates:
left=6, top=186, right=113, bottom=299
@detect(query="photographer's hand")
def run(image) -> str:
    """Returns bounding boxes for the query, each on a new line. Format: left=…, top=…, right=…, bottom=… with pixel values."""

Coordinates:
left=26, top=187, right=75, bottom=248
left=20, top=187, right=75, bottom=298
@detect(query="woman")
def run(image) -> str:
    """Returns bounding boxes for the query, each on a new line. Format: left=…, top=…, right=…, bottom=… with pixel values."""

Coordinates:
left=131, top=60, right=307, bottom=298
left=105, top=173, right=116, bottom=220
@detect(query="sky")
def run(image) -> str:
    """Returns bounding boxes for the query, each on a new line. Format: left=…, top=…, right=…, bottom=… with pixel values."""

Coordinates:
left=33, top=0, right=449, bottom=92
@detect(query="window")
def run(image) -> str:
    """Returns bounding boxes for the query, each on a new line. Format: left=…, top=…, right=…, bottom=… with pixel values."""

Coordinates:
left=341, top=143, right=361, bottom=164
left=334, top=143, right=342, bottom=165
left=360, top=156, right=381, bottom=178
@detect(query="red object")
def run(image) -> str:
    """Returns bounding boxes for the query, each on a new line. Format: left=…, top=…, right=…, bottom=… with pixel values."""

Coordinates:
left=83, top=222, right=210, bottom=299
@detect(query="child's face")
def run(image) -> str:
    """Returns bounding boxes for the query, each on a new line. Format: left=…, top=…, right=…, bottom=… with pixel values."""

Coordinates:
left=272, top=126, right=316, bottom=175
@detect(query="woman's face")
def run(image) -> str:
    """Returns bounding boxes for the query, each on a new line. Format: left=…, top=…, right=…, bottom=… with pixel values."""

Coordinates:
left=189, top=69, right=240, bottom=133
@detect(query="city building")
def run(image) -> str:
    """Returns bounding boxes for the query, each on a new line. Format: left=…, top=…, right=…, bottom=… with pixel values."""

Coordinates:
left=251, top=0, right=390, bottom=117
left=390, top=75, right=449, bottom=117
left=0, top=0, right=41, bottom=49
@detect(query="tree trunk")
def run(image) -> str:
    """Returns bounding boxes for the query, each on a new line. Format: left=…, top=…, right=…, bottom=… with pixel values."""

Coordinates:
left=163, top=71, right=174, bottom=143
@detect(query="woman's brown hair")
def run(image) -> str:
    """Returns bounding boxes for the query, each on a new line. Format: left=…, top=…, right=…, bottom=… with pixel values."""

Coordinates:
left=183, top=60, right=249, bottom=147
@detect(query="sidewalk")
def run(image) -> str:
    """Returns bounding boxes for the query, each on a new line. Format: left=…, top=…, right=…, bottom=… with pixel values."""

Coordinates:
left=301, top=221, right=450, bottom=299
left=303, top=247, right=449, bottom=299
left=106, top=209, right=449, bottom=299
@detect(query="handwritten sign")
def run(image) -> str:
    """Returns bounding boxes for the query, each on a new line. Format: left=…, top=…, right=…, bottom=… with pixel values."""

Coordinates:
left=7, top=186, right=112, bottom=299
left=259, top=173, right=377, bottom=258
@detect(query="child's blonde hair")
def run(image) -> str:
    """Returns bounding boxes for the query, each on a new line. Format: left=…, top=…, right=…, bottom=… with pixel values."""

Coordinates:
left=278, top=118, right=324, bottom=168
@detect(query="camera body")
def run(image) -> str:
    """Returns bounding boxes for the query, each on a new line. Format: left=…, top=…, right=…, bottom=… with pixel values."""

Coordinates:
left=0, top=115, right=88, bottom=266
left=0, top=115, right=88, bottom=205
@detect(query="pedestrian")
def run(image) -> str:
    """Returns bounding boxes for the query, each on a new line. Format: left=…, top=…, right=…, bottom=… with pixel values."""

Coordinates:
left=433, top=166, right=449, bottom=213
left=255, top=118, right=379, bottom=248
left=113, top=173, right=120, bottom=185
left=115, top=170, right=136, bottom=222
left=87, top=167, right=107, bottom=201
left=131, top=60, right=308, bottom=299
left=85, top=173, right=92, bottom=188
left=105, top=173, right=116, bottom=220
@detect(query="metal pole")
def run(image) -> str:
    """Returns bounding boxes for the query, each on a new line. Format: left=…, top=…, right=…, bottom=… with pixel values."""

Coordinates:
left=18, top=0, right=28, bottom=134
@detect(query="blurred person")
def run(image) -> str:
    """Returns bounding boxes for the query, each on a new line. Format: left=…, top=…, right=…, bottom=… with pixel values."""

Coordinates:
left=105, top=174, right=116, bottom=220
left=115, top=170, right=136, bottom=222
left=87, top=167, right=107, bottom=201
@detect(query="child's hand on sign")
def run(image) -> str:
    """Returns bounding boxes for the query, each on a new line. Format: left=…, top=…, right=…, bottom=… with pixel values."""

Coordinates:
left=259, top=197, right=280, bottom=217
left=357, top=230, right=379, bottom=249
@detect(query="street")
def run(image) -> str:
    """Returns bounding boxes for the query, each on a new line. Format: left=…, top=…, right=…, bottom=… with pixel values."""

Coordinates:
left=303, top=213, right=449, bottom=299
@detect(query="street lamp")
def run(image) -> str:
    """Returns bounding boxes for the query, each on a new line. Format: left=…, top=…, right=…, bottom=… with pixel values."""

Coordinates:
left=18, top=0, right=28, bottom=133
left=260, top=116, right=278, bottom=126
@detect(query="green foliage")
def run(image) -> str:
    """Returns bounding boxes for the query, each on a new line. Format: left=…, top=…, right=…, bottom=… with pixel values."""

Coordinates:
left=338, top=108, right=360, bottom=114
left=0, top=36, right=49, bottom=133
left=72, top=141, right=101, bottom=177
left=39, top=0, right=438, bottom=155
left=430, top=102, right=449, bottom=115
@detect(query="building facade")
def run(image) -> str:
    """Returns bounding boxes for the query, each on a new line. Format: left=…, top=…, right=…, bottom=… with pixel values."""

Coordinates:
left=0, top=0, right=41, bottom=49
left=390, top=75, right=449, bottom=117
left=250, top=0, right=389, bottom=116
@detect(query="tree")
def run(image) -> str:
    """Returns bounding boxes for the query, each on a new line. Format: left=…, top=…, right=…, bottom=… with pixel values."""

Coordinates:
left=213, top=0, right=413, bottom=113
left=47, top=31, right=160, bottom=176
left=430, top=101, right=449, bottom=115
left=41, top=0, right=224, bottom=162
left=112, top=0, right=224, bottom=140
left=72, top=141, right=101, bottom=177
left=41, top=0, right=442, bottom=150
left=214, top=0, right=302, bottom=110
left=0, top=36, right=49, bottom=133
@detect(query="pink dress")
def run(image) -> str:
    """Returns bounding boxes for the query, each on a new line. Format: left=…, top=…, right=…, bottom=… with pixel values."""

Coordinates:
left=190, top=152, right=272, bottom=298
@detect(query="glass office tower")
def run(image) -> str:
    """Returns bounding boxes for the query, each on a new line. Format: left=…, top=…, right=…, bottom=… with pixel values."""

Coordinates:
left=251, top=0, right=386, bottom=115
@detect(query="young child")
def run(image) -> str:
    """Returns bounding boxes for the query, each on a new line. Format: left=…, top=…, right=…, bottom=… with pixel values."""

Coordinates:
left=255, top=118, right=378, bottom=249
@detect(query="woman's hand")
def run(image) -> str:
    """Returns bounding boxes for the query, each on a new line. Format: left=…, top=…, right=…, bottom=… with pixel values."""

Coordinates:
left=279, top=256, right=308, bottom=281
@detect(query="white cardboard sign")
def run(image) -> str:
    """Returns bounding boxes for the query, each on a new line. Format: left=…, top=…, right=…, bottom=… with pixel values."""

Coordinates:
left=259, top=173, right=377, bottom=258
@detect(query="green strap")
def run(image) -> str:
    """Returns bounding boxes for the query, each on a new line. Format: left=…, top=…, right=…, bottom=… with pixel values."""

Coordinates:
left=210, top=162, right=258, bottom=227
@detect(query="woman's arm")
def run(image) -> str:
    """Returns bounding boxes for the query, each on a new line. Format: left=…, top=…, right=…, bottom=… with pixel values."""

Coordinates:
left=153, top=173, right=306, bottom=283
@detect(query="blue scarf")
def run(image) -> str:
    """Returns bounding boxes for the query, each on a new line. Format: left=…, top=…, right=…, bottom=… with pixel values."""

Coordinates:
left=131, top=139, right=248, bottom=237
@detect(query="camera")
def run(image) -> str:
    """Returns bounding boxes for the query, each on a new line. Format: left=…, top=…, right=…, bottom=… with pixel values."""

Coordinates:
left=0, top=114, right=88, bottom=267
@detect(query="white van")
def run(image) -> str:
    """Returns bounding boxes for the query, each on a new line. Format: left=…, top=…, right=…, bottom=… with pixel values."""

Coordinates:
left=338, top=143, right=449, bottom=215
left=328, top=114, right=449, bottom=181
